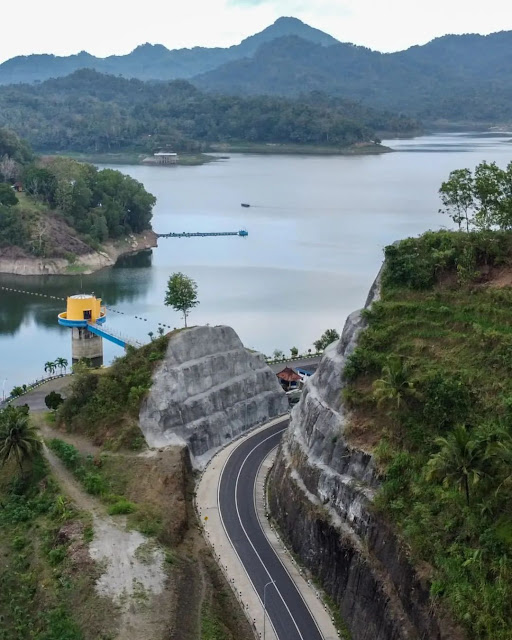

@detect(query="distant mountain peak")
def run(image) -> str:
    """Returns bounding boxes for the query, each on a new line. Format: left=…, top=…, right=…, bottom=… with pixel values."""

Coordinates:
left=236, top=15, right=338, bottom=54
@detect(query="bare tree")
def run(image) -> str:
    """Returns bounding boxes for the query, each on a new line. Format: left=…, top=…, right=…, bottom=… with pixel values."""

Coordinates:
left=0, top=154, right=19, bottom=182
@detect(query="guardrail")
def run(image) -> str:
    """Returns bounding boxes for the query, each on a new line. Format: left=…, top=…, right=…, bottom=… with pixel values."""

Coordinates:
left=0, top=373, right=72, bottom=409
left=265, top=353, right=321, bottom=365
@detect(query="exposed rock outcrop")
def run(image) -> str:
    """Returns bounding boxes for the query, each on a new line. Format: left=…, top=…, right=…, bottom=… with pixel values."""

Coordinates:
left=0, top=231, right=157, bottom=275
left=139, top=325, right=288, bottom=466
left=269, top=272, right=458, bottom=640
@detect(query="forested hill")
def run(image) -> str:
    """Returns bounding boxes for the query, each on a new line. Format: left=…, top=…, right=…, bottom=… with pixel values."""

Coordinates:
left=0, top=71, right=419, bottom=153
left=0, top=128, right=155, bottom=261
left=0, top=17, right=336, bottom=86
left=1, top=18, right=512, bottom=124
left=194, top=31, right=512, bottom=123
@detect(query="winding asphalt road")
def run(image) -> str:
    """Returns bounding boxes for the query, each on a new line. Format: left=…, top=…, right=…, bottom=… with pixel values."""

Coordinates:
left=218, top=420, right=324, bottom=640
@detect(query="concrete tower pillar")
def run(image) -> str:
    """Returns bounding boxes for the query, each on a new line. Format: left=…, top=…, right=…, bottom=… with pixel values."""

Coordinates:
left=58, top=293, right=107, bottom=369
left=71, top=327, right=103, bottom=367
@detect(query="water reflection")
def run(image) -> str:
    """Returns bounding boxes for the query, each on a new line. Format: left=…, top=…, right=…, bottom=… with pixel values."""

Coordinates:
left=0, top=249, right=154, bottom=335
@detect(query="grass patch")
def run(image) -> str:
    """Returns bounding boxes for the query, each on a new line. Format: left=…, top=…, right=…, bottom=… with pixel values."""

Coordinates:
left=0, top=455, right=108, bottom=640
left=344, top=230, right=512, bottom=639
left=108, top=499, right=137, bottom=515
left=201, top=607, right=230, bottom=640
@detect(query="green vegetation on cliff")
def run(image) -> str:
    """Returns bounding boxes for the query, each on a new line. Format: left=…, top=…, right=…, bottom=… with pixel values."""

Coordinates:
left=0, top=128, right=155, bottom=259
left=344, top=230, right=512, bottom=639
left=58, top=334, right=171, bottom=450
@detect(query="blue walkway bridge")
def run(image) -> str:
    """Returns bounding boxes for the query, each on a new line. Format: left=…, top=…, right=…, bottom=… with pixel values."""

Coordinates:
left=86, top=322, right=143, bottom=349
left=157, top=230, right=248, bottom=238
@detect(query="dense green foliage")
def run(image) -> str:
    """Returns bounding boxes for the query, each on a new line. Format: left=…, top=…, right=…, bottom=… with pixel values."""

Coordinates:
left=440, top=161, right=512, bottom=232
left=58, top=334, right=171, bottom=449
left=0, top=70, right=418, bottom=154
left=164, top=272, right=199, bottom=327
left=0, top=454, right=86, bottom=640
left=0, top=128, right=155, bottom=256
left=344, top=230, right=512, bottom=638
left=0, top=405, right=42, bottom=473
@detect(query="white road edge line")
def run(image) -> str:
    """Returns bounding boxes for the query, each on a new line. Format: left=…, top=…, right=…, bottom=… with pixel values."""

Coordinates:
left=253, top=447, right=327, bottom=640
left=233, top=429, right=306, bottom=640
left=216, top=424, right=286, bottom=640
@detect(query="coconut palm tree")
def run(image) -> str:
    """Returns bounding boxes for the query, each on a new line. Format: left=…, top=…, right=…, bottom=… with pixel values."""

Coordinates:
left=0, top=408, right=42, bottom=474
left=426, top=424, right=488, bottom=506
left=44, top=361, right=56, bottom=377
left=55, top=357, right=68, bottom=375
left=373, top=356, right=418, bottom=411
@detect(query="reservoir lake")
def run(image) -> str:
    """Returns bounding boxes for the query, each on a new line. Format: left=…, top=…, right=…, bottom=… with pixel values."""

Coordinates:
left=1, top=131, right=512, bottom=391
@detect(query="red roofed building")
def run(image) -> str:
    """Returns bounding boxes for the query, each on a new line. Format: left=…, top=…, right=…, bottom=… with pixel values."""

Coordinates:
left=276, top=367, right=301, bottom=391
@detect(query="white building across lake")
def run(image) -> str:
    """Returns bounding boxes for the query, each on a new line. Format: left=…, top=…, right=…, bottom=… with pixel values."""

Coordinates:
left=153, top=152, right=178, bottom=165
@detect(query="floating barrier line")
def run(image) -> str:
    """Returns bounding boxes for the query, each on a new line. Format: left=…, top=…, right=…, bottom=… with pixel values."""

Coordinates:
left=1, top=286, right=176, bottom=332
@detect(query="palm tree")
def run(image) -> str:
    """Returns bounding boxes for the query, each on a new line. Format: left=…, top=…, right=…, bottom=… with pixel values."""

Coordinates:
left=373, top=356, right=417, bottom=411
left=55, top=357, right=68, bottom=375
left=0, top=408, right=42, bottom=474
left=44, top=361, right=56, bottom=377
left=426, top=424, right=488, bottom=506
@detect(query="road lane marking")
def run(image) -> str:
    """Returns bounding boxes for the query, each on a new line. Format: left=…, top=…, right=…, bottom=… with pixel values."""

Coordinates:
left=253, top=448, right=326, bottom=640
left=232, top=428, right=307, bottom=640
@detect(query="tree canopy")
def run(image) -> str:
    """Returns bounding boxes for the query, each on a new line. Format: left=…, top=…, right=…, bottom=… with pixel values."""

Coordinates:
left=440, top=161, right=512, bottom=232
left=164, top=272, right=199, bottom=328
left=0, top=71, right=419, bottom=154
left=0, top=129, right=156, bottom=257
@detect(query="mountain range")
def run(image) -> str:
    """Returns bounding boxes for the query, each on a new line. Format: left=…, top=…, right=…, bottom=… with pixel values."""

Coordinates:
left=0, top=18, right=336, bottom=85
left=1, top=17, right=512, bottom=122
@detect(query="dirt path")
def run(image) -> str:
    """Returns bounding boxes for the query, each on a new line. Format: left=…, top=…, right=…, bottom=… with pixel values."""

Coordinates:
left=41, top=422, right=101, bottom=456
left=44, top=444, right=101, bottom=514
left=43, top=444, right=171, bottom=640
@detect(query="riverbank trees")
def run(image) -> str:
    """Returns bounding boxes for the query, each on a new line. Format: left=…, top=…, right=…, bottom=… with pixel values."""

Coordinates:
left=0, top=128, right=156, bottom=257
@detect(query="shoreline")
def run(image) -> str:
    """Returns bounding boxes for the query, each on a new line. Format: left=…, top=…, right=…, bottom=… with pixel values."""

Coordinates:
left=46, top=152, right=218, bottom=167
left=206, top=141, right=392, bottom=155
left=46, top=141, right=392, bottom=166
left=0, top=231, right=158, bottom=277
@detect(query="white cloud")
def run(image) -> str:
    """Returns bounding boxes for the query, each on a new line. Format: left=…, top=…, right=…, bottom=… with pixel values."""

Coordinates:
left=1, top=0, right=511, bottom=62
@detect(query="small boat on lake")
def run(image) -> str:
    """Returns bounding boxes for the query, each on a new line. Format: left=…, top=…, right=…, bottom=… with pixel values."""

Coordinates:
left=241, top=203, right=250, bottom=208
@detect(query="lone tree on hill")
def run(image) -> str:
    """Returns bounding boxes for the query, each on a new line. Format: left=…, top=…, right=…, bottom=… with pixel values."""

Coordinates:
left=164, top=272, right=199, bottom=328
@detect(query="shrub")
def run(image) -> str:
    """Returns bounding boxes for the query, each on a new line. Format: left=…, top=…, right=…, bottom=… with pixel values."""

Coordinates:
left=108, top=499, right=136, bottom=515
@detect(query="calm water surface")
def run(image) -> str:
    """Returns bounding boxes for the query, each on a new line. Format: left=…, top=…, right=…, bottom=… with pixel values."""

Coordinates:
left=1, top=132, right=511, bottom=389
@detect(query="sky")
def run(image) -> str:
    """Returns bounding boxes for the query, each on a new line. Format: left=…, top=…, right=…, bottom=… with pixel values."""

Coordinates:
left=1, top=0, right=511, bottom=63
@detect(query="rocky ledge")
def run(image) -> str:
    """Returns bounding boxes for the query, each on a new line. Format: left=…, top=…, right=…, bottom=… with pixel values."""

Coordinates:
left=0, top=231, right=157, bottom=276
left=139, top=325, right=288, bottom=467
left=269, top=273, right=459, bottom=640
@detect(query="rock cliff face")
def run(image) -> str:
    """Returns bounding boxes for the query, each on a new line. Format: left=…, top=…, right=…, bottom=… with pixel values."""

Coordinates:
left=269, top=274, right=454, bottom=640
left=139, top=325, right=288, bottom=466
